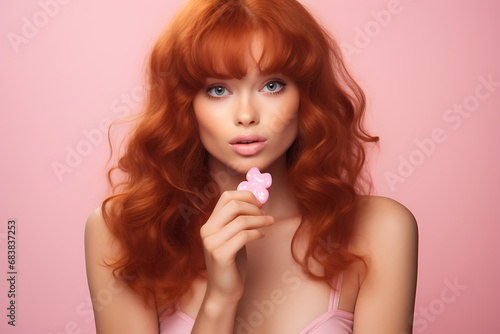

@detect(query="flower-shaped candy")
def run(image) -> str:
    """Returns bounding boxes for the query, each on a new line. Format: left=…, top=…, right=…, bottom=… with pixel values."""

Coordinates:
left=237, top=167, right=272, bottom=204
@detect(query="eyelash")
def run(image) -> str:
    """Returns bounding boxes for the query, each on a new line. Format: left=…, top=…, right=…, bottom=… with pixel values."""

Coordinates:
left=205, top=79, right=287, bottom=100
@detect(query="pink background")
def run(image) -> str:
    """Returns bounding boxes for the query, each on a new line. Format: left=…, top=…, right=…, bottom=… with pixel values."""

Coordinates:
left=1, top=0, right=499, bottom=333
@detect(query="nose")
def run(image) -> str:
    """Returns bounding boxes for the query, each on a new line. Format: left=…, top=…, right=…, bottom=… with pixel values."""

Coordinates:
left=234, top=91, right=259, bottom=126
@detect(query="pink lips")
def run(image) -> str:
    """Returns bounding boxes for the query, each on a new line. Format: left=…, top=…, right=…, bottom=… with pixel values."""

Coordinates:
left=230, top=134, right=267, bottom=156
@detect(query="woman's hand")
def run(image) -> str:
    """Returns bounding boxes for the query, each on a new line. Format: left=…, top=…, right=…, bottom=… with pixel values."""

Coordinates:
left=199, top=190, right=275, bottom=303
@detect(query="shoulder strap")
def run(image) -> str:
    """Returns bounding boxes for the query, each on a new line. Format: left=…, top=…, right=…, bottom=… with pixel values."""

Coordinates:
left=329, top=272, right=344, bottom=310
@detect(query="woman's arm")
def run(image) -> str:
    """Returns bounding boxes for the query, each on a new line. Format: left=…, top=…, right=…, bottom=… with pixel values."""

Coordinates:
left=191, top=190, right=275, bottom=334
left=191, top=293, right=240, bottom=334
left=84, top=206, right=159, bottom=334
left=353, top=196, right=419, bottom=334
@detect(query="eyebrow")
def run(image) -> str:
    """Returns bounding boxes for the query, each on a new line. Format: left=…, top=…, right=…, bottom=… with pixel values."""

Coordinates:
left=204, top=72, right=286, bottom=82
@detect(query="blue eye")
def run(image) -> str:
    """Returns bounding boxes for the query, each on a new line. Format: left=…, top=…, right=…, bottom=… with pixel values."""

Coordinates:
left=205, top=79, right=287, bottom=100
left=207, top=86, right=229, bottom=98
left=264, top=82, right=280, bottom=92
left=262, top=80, right=286, bottom=94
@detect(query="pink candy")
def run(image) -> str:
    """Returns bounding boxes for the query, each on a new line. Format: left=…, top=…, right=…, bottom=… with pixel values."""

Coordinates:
left=237, top=167, right=272, bottom=204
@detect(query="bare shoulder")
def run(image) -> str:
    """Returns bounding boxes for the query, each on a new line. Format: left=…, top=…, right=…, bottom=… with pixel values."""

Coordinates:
left=353, top=195, right=418, bottom=251
left=357, top=195, right=417, bottom=224
left=350, top=196, right=418, bottom=281
left=85, top=205, right=119, bottom=258
left=84, top=205, right=159, bottom=333
left=341, top=196, right=418, bottom=331
left=85, top=205, right=105, bottom=243
left=85, top=204, right=111, bottom=237
left=84, top=205, right=123, bottom=270
left=347, top=196, right=418, bottom=332
left=85, top=205, right=106, bottom=239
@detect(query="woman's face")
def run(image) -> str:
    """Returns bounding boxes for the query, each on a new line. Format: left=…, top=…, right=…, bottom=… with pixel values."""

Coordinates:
left=192, top=43, right=300, bottom=174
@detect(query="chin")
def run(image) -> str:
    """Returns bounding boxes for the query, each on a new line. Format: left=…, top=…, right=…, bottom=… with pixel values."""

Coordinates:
left=226, top=159, right=265, bottom=175
left=206, top=147, right=282, bottom=176
left=220, top=156, right=273, bottom=176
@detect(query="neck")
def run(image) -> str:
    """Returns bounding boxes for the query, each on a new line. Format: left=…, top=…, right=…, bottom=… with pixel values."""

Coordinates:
left=207, top=155, right=300, bottom=221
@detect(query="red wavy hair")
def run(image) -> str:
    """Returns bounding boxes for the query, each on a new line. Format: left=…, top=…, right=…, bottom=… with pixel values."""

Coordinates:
left=101, top=0, right=379, bottom=315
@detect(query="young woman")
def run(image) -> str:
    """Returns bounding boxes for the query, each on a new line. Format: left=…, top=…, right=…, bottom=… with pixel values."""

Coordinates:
left=84, top=0, right=418, bottom=333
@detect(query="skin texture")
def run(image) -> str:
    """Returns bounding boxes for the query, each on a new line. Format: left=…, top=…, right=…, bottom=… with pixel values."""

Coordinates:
left=84, top=35, right=418, bottom=334
left=85, top=206, right=159, bottom=334
left=192, top=33, right=300, bottom=183
left=85, top=198, right=418, bottom=334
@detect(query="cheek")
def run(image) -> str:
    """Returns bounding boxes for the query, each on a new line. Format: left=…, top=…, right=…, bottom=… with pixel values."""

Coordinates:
left=193, top=98, right=216, bottom=138
left=266, top=97, right=299, bottom=137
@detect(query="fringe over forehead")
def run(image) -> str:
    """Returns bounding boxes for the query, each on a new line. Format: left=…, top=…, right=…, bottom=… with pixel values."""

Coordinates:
left=158, top=0, right=330, bottom=89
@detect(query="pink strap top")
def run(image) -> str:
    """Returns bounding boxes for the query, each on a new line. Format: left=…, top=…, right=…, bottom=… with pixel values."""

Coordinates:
left=158, top=272, right=354, bottom=333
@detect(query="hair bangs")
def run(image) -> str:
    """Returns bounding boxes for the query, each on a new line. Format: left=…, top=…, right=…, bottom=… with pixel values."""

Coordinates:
left=181, top=3, right=321, bottom=89
left=191, top=24, right=257, bottom=83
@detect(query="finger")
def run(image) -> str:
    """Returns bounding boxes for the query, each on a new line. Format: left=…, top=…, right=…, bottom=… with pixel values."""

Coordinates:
left=210, top=229, right=265, bottom=266
left=204, top=215, right=274, bottom=250
left=212, top=190, right=263, bottom=215
left=202, top=200, right=266, bottom=237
